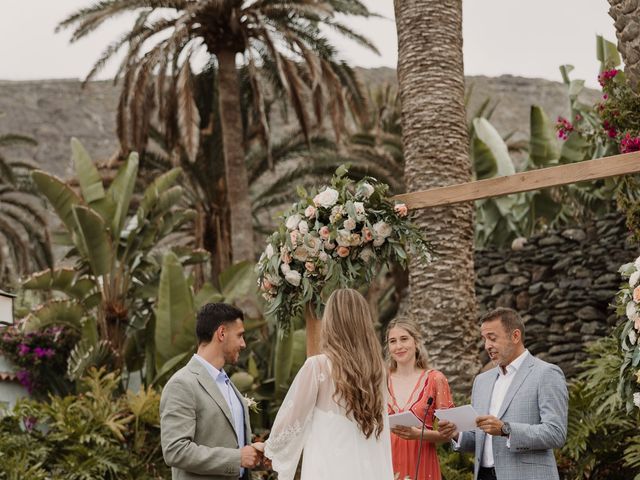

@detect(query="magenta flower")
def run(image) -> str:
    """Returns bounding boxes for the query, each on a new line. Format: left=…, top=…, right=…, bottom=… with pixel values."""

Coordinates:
left=15, top=370, right=33, bottom=393
left=556, top=116, right=574, bottom=140
left=620, top=132, right=640, bottom=153
left=33, top=347, right=55, bottom=359
left=598, top=68, right=619, bottom=86
left=17, top=344, right=30, bottom=356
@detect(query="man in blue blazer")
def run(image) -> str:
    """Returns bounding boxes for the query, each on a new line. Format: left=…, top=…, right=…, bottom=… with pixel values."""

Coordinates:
left=439, top=307, right=568, bottom=480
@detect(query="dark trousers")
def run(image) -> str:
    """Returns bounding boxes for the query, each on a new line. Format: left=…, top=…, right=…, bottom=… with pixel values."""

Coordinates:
left=478, top=466, right=497, bottom=480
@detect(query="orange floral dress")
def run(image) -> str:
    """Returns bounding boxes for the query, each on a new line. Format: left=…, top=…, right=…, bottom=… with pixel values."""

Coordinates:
left=387, top=369, right=454, bottom=480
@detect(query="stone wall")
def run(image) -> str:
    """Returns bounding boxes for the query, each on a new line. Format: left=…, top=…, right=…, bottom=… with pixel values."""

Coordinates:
left=475, top=213, right=638, bottom=376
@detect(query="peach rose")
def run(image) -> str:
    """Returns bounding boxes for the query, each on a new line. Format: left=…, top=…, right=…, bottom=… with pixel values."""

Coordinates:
left=394, top=203, right=408, bottom=217
left=319, top=226, right=331, bottom=239
left=305, top=205, right=317, bottom=219
left=336, top=246, right=350, bottom=258
left=362, top=227, right=373, bottom=242
left=634, top=286, right=640, bottom=303
left=305, top=261, right=316, bottom=272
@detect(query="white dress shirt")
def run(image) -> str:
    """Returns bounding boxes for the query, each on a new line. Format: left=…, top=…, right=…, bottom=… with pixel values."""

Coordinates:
left=481, top=349, right=529, bottom=468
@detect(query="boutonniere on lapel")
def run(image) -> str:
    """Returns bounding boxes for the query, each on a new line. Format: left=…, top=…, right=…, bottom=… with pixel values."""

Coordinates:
left=244, top=395, right=260, bottom=413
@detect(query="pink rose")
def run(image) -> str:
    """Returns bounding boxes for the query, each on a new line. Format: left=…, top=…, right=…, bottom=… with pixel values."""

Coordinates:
left=394, top=203, right=408, bottom=217
left=281, top=249, right=292, bottom=264
left=336, top=246, right=350, bottom=258
left=290, top=230, right=302, bottom=245
left=305, top=205, right=317, bottom=218
left=305, top=261, right=316, bottom=272
left=633, top=286, right=640, bottom=303
left=362, top=227, right=373, bottom=242
left=319, top=226, right=331, bottom=239
left=324, top=241, right=336, bottom=250
left=261, top=279, right=273, bottom=291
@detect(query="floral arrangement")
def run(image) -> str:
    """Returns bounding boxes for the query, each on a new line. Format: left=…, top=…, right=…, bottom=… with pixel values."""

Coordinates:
left=256, top=166, right=432, bottom=328
left=615, top=257, right=640, bottom=412
left=0, top=323, right=77, bottom=396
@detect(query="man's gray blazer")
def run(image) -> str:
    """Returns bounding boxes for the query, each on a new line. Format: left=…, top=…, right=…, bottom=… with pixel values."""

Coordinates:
left=160, top=357, right=252, bottom=480
left=456, top=353, right=568, bottom=480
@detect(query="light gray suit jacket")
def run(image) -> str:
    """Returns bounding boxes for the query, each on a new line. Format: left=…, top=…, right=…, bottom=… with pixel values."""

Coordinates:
left=160, top=357, right=252, bottom=480
left=456, top=353, right=568, bottom=480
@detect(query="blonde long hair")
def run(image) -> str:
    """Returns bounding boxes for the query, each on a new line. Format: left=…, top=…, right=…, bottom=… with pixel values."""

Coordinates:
left=321, top=288, right=386, bottom=439
left=385, top=316, right=430, bottom=372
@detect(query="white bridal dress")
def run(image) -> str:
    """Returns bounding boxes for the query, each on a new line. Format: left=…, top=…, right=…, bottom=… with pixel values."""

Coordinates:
left=264, top=354, right=394, bottom=480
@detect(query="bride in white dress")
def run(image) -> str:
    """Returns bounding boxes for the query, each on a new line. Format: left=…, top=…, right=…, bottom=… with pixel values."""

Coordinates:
left=260, top=288, right=394, bottom=480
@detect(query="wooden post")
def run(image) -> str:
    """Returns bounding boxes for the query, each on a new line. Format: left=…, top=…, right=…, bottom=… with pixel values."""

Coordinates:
left=305, top=304, right=322, bottom=357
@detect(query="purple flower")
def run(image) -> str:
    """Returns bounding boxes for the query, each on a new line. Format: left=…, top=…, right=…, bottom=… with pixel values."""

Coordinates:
left=15, top=370, right=33, bottom=393
left=17, top=344, right=30, bottom=356
left=33, top=347, right=55, bottom=359
left=23, top=416, right=37, bottom=432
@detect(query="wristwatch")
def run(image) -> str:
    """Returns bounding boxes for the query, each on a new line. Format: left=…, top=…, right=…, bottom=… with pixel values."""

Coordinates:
left=501, top=422, right=511, bottom=437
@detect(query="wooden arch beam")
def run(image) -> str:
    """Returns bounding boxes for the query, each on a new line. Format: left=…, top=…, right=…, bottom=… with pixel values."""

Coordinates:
left=394, top=151, right=640, bottom=210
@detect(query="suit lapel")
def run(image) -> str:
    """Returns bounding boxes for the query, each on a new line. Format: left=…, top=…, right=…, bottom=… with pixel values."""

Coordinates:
left=188, top=358, right=236, bottom=432
left=478, top=370, right=499, bottom=415
left=497, top=353, right=535, bottom=419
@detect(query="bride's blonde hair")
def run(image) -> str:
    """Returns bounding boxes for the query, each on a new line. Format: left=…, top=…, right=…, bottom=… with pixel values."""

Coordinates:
left=321, top=288, right=386, bottom=439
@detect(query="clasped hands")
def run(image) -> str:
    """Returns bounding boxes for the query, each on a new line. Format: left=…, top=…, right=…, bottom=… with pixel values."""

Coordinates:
left=241, top=442, right=271, bottom=469
left=437, top=415, right=505, bottom=440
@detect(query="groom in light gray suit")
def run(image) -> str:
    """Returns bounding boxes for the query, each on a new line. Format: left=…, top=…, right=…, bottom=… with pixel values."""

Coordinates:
left=440, top=307, right=568, bottom=480
left=160, top=303, right=262, bottom=480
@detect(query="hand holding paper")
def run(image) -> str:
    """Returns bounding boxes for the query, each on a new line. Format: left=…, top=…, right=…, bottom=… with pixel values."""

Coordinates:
left=389, top=411, right=424, bottom=429
left=434, top=405, right=479, bottom=432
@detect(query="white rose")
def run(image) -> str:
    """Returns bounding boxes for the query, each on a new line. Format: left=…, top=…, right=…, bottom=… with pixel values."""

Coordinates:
left=318, top=251, right=329, bottom=262
left=293, top=247, right=309, bottom=262
left=359, top=247, right=374, bottom=263
left=630, top=329, right=638, bottom=345
left=336, top=229, right=352, bottom=247
left=354, top=201, right=366, bottom=220
left=349, top=233, right=362, bottom=246
left=298, top=220, right=309, bottom=235
left=358, top=182, right=374, bottom=199
left=305, top=236, right=321, bottom=253
left=343, top=218, right=356, bottom=231
left=329, top=205, right=344, bottom=224
left=304, top=205, right=317, bottom=218
left=313, top=188, right=339, bottom=208
left=286, top=214, right=302, bottom=230
left=635, top=256, right=640, bottom=271
left=373, top=237, right=385, bottom=247
left=281, top=263, right=291, bottom=274
left=627, top=301, right=639, bottom=323
left=284, top=269, right=302, bottom=287
left=266, top=273, right=282, bottom=286
left=265, top=244, right=275, bottom=259
left=634, top=392, right=640, bottom=408
left=373, top=220, right=392, bottom=238
left=631, top=270, right=640, bottom=288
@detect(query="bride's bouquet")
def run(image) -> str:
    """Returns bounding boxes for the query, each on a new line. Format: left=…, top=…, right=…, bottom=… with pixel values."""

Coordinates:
left=256, top=165, right=432, bottom=328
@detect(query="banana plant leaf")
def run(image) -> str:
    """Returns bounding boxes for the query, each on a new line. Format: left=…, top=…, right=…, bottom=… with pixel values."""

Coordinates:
left=107, top=151, right=138, bottom=239
left=24, top=300, right=86, bottom=332
left=72, top=205, right=114, bottom=276
left=31, top=170, right=82, bottom=234
left=529, top=106, right=560, bottom=168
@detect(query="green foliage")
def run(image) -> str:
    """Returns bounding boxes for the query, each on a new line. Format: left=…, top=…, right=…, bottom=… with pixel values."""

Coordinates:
left=559, top=336, right=640, bottom=479
left=0, top=368, right=168, bottom=479
left=22, top=139, right=205, bottom=386
left=0, top=128, right=51, bottom=284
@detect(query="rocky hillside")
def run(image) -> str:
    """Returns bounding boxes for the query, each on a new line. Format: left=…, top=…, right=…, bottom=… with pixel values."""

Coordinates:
left=0, top=67, right=599, bottom=178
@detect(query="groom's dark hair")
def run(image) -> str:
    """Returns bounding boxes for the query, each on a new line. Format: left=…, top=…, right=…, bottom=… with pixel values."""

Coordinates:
left=480, top=307, right=525, bottom=342
left=196, top=303, right=244, bottom=345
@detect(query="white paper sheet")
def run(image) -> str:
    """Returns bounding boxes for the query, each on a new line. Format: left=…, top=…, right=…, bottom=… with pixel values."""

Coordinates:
left=388, top=411, right=424, bottom=428
left=434, top=405, right=479, bottom=432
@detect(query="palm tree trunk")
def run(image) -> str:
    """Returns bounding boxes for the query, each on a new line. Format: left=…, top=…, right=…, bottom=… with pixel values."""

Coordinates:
left=608, top=0, right=640, bottom=89
left=216, top=49, right=254, bottom=263
left=394, top=0, right=479, bottom=392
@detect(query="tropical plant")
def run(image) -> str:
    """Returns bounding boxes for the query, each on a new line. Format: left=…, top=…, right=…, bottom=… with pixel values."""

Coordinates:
left=0, top=129, right=52, bottom=284
left=22, top=139, right=204, bottom=385
left=57, top=0, right=377, bottom=268
left=559, top=336, right=640, bottom=480
left=0, top=368, right=169, bottom=479
left=393, top=0, right=478, bottom=392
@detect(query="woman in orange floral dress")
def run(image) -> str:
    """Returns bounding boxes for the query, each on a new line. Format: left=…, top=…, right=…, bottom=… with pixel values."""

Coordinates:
left=386, top=317, right=454, bottom=480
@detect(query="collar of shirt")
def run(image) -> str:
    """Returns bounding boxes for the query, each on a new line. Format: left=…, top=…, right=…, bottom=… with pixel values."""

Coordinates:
left=193, top=354, right=228, bottom=384
left=498, top=349, right=529, bottom=377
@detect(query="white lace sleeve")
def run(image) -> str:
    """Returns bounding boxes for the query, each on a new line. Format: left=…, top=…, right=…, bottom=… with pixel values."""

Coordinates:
left=264, top=355, right=323, bottom=480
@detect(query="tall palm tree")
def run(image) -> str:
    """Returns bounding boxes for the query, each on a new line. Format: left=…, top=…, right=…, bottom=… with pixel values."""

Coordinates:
left=57, top=0, right=376, bottom=267
left=0, top=132, right=52, bottom=284
left=608, top=0, right=640, bottom=88
left=394, top=0, right=478, bottom=391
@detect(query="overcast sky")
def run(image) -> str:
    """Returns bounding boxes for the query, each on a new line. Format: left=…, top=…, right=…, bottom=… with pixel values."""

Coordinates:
left=0, top=0, right=617, bottom=88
